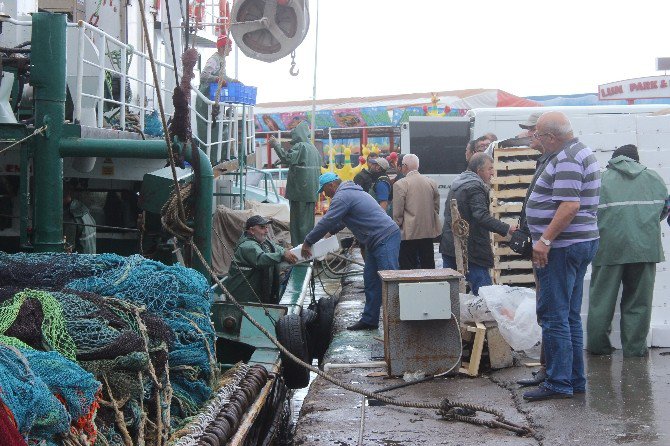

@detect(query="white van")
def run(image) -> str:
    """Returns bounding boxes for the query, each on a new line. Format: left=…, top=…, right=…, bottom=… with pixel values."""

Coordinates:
left=401, top=105, right=670, bottom=348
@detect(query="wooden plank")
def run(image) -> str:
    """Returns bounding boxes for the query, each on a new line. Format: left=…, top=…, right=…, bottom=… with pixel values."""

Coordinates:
left=491, top=188, right=529, bottom=199
left=495, top=260, right=533, bottom=270
left=494, top=233, right=511, bottom=243
left=495, top=160, right=537, bottom=171
left=496, top=274, right=536, bottom=284
left=491, top=203, right=523, bottom=214
left=229, top=376, right=275, bottom=446
left=494, top=246, right=516, bottom=256
left=491, top=175, right=534, bottom=185
left=459, top=321, right=487, bottom=377
left=494, top=147, right=541, bottom=158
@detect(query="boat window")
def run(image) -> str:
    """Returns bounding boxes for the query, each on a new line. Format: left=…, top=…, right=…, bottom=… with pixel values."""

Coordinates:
left=409, top=121, right=470, bottom=175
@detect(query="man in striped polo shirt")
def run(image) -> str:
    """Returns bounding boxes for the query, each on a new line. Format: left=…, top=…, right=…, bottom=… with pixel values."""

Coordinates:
left=523, top=111, right=601, bottom=402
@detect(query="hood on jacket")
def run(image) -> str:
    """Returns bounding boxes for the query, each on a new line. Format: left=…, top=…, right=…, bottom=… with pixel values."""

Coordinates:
left=450, top=170, right=486, bottom=192
left=291, top=121, right=311, bottom=144
left=336, top=180, right=364, bottom=193
left=67, top=199, right=90, bottom=218
left=607, top=155, right=646, bottom=179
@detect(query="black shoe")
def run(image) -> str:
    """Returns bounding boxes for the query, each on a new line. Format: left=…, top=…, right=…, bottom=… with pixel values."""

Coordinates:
left=523, top=385, right=572, bottom=402
left=516, top=368, right=547, bottom=387
left=347, top=320, right=378, bottom=331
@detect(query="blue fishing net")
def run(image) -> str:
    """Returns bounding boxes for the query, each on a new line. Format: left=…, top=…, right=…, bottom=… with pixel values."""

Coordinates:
left=0, top=344, right=100, bottom=439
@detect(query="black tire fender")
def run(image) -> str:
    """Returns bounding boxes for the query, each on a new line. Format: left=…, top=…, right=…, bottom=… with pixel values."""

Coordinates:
left=313, top=296, right=336, bottom=360
left=275, top=314, right=310, bottom=389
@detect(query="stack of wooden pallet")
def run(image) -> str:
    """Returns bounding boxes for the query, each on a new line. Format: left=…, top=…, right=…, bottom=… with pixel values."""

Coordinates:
left=489, top=146, right=541, bottom=287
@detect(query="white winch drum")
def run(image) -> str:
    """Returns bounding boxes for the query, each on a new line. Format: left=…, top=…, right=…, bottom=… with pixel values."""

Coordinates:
left=231, top=0, right=309, bottom=63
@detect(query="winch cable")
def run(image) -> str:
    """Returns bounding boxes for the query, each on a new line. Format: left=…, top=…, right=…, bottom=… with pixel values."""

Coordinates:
left=163, top=0, right=180, bottom=86
left=137, top=0, right=186, bottom=224
left=138, top=10, right=534, bottom=435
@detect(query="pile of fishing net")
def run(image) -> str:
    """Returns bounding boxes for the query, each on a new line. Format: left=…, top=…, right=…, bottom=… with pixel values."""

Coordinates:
left=0, top=252, right=216, bottom=445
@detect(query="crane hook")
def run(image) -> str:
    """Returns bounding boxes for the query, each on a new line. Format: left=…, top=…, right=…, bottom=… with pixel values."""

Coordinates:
left=289, top=51, right=299, bottom=76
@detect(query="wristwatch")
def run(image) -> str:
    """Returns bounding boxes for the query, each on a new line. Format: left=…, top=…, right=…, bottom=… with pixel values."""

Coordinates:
left=540, top=236, right=552, bottom=247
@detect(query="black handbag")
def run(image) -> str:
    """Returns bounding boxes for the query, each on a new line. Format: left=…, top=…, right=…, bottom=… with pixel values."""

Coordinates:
left=509, top=224, right=532, bottom=259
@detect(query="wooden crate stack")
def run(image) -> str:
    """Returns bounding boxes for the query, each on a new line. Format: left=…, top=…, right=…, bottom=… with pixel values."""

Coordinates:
left=490, top=146, right=541, bottom=287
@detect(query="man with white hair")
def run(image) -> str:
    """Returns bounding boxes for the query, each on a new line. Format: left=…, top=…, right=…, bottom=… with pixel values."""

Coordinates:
left=392, top=154, right=441, bottom=269
left=523, top=111, right=601, bottom=402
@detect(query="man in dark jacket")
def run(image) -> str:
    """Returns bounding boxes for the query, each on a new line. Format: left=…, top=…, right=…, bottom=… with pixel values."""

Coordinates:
left=225, top=215, right=298, bottom=304
left=270, top=121, right=322, bottom=246
left=302, top=173, right=400, bottom=330
left=440, top=153, right=515, bottom=295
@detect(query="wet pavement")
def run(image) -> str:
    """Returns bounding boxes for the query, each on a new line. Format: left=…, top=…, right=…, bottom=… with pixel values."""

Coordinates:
left=292, top=251, right=670, bottom=446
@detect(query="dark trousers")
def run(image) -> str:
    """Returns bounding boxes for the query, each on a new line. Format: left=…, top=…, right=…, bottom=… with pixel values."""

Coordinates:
left=399, top=238, right=435, bottom=270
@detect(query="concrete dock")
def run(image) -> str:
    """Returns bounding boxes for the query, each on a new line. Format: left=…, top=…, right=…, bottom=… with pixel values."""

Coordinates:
left=293, top=256, right=670, bottom=446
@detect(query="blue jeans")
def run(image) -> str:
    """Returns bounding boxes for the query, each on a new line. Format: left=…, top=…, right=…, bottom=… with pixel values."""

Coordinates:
left=361, top=230, right=401, bottom=326
left=536, top=239, right=599, bottom=395
left=442, top=255, right=492, bottom=296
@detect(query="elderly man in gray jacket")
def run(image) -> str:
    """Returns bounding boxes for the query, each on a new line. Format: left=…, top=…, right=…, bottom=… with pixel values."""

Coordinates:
left=392, top=154, right=441, bottom=269
left=440, top=153, right=516, bottom=295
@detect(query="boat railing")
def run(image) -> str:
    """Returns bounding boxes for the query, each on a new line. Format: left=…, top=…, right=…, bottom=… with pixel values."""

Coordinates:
left=1, top=16, right=255, bottom=166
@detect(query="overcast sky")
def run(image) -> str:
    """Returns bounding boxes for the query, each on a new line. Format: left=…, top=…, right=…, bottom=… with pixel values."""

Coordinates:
left=217, top=0, right=670, bottom=104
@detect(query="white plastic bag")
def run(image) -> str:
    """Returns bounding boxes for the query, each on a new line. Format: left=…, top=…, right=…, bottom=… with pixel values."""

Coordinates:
left=479, top=285, right=541, bottom=353
left=459, top=293, right=495, bottom=323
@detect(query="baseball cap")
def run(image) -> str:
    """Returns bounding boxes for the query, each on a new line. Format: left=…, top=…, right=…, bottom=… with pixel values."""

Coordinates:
left=519, top=112, right=542, bottom=130
left=317, top=172, right=340, bottom=194
left=217, top=35, right=229, bottom=49
left=368, top=157, right=389, bottom=171
left=245, top=215, right=272, bottom=229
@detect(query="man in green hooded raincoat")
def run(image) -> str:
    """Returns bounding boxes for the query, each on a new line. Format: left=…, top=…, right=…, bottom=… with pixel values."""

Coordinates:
left=587, top=145, right=668, bottom=357
left=225, top=215, right=298, bottom=304
left=269, top=121, right=322, bottom=245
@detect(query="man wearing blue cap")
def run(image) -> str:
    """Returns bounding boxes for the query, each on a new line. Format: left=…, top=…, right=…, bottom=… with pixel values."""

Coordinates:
left=302, top=173, right=400, bottom=330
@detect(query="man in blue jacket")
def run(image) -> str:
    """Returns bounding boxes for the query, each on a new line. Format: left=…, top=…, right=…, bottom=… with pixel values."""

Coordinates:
left=302, top=173, right=400, bottom=330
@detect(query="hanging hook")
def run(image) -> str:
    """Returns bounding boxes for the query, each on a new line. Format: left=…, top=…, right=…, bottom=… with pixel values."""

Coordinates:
left=289, top=51, right=299, bottom=76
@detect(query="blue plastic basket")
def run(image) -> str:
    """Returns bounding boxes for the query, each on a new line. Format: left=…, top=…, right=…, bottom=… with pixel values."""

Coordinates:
left=227, top=82, right=243, bottom=103
left=209, top=82, right=223, bottom=101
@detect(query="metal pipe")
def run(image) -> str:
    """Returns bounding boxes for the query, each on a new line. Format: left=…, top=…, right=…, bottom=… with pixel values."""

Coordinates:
left=184, top=146, right=213, bottom=277
left=60, top=138, right=168, bottom=158
left=323, top=361, right=386, bottom=372
left=74, top=25, right=85, bottom=124
left=96, top=35, right=106, bottom=128
left=31, top=13, right=67, bottom=252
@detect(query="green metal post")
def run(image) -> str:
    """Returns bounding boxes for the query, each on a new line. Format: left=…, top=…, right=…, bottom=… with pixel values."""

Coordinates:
left=184, top=145, right=213, bottom=278
left=31, top=13, right=67, bottom=253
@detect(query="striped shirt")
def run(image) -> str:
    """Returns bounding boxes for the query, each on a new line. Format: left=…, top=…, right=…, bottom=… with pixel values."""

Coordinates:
left=526, top=138, right=601, bottom=248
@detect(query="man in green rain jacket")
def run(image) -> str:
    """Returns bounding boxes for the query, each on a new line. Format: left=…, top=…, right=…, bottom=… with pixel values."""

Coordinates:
left=269, top=121, right=322, bottom=245
left=587, top=145, right=668, bottom=357
left=225, top=215, right=298, bottom=304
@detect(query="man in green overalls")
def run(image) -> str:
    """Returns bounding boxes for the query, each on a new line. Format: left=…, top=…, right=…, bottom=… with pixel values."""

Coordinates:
left=587, top=145, right=668, bottom=357
left=196, top=35, right=238, bottom=161
left=269, top=121, right=321, bottom=246
left=225, top=215, right=299, bottom=304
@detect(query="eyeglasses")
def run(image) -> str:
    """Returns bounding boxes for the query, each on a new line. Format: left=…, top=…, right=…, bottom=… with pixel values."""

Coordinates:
left=532, top=132, right=552, bottom=139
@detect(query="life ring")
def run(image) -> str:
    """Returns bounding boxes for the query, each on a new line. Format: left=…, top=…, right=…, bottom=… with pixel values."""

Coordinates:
left=215, top=0, right=230, bottom=36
